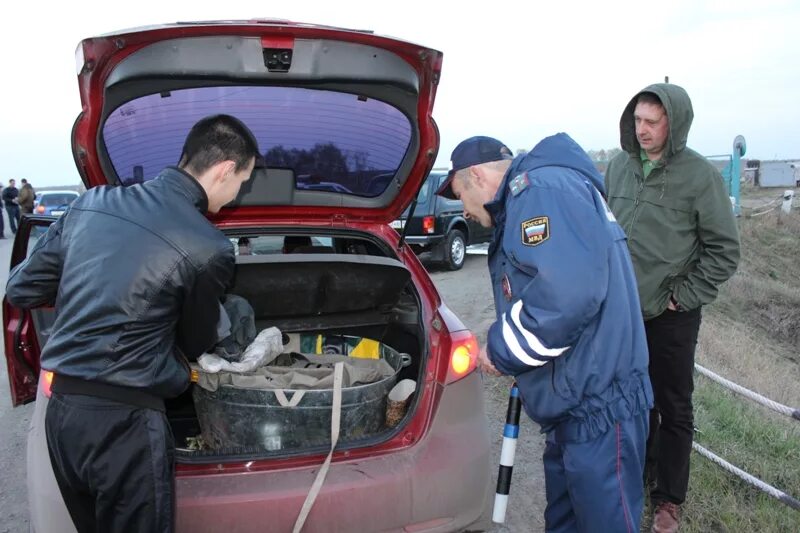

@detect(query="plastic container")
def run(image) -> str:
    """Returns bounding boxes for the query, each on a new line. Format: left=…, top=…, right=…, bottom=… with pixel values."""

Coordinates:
left=192, top=336, right=411, bottom=451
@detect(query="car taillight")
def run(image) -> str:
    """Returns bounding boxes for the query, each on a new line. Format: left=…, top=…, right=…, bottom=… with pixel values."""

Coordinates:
left=36, top=205, right=45, bottom=214
left=422, top=216, right=435, bottom=234
left=42, top=371, right=54, bottom=398
left=445, top=330, right=479, bottom=384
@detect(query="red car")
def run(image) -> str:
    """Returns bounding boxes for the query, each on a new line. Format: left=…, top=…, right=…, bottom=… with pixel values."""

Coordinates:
left=3, top=20, right=492, bottom=533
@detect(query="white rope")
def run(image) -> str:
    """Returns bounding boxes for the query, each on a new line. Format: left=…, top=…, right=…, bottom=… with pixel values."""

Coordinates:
left=692, top=442, right=800, bottom=511
left=746, top=205, right=779, bottom=218
left=292, top=362, right=343, bottom=533
left=695, top=364, right=800, bottom=421
left=751, top=195, right=784, bottom=209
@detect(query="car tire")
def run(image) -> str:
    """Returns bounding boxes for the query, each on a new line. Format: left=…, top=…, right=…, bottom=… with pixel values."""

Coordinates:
left=444, top=229, right=466, bottom=271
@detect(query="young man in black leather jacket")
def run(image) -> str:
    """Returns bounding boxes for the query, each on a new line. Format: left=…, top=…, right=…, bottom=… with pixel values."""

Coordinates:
left=6, top=114, right=259, bottom=533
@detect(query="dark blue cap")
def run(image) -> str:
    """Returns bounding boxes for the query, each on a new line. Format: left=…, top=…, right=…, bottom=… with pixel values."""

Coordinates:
left=435, top=136, right=513, bottom=199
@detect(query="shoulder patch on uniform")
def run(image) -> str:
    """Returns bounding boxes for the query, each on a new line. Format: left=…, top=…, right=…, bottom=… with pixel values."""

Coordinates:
left=508, top=172, right=530, bottom=197
left=521, top=216, right=549, bottom=246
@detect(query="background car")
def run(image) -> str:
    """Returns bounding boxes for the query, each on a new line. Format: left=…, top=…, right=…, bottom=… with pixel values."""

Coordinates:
left=393, top=170, right=494, bottom=270
left=4, top=20, right=492, bottom=533
left=33, top=190, right=79, bottom=216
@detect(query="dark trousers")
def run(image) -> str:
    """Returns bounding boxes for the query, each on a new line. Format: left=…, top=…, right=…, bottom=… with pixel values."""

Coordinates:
left=5, top=205, right=19, bottom=233
left=644, top=307, right=702, bottom=505
left=543, top=410, right=649, bottom=533
left=45, top=393, right=175, bottom=533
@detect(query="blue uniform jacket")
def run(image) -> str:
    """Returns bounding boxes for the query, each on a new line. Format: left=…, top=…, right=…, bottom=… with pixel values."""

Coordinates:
left=486, top=133, right=653, bottom=443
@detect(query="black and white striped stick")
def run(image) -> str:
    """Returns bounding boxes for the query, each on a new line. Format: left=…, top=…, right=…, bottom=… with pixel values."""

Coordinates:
left=493, top=383, right=521, bottom=523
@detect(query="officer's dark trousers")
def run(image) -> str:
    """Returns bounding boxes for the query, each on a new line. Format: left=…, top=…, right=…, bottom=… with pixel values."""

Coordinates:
left=543, top=409, right=649, bottom=532
left=45, top=392, right=175, bottom=533
left=644, top=307, right=702, bottom=505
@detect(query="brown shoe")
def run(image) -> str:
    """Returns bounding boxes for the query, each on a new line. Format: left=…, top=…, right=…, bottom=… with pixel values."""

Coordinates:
left=651, top=501, right=680, bottom=533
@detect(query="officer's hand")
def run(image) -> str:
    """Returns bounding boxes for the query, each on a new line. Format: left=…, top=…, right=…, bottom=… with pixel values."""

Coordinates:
left=479, top=345, right=502, bottom=376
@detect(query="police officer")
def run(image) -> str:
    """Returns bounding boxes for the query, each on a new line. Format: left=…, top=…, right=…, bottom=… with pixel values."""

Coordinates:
left=6, top=115, right=259, bottom=533
left=437, top=134, right=653, bottom=532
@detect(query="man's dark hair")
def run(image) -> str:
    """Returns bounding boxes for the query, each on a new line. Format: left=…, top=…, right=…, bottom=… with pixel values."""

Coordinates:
left=178, top=114, right=259, bottom=174
left=637, top=92, right=663, bottom=107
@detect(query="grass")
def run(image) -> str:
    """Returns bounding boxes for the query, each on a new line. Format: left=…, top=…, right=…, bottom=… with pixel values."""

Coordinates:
left=680, top=380, right=800, bottom=532
left=700, top=207, right=800, bottom=404
left=666, top=203, right=800, bottom=531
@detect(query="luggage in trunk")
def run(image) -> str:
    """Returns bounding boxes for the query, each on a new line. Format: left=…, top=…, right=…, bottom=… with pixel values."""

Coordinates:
left=193, top=337, right=411, bottom=451
left=184, top=253, right=422, bottom=454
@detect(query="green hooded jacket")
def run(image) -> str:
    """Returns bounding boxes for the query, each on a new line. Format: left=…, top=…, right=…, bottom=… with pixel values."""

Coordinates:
left=605, top=83, right=740, bottom=320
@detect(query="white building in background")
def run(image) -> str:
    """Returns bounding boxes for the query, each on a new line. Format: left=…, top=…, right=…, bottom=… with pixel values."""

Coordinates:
left=755, top=160, right=799, bottom=187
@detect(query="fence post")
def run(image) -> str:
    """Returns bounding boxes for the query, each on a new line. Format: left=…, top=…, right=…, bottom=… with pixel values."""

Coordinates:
left=782, top=190, right=794, bottom=214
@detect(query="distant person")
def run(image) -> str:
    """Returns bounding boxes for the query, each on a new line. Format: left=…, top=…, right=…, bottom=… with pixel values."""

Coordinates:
left=437, top=134, right=653, bottom=532
left=237, top=237, right=252, bottom=255
left=605, top=83, right=740, bottom=533
left=2, top=179, right=20, bottom=233
left=19, top=178, right=35, bottom=215
left=6, top=114, right=259, bottom=533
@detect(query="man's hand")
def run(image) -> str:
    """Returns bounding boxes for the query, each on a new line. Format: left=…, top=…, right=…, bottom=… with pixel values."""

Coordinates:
left=479, top=344, right=502, bottom=376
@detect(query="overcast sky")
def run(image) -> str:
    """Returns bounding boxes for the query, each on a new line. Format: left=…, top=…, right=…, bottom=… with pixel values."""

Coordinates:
left=1, top=0, right=798, bottom=187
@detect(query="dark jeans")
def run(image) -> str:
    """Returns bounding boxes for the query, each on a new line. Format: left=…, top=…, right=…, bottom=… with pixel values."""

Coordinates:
left=5, top=205, right=19, bottom=233
left=644, top=307, right=702, bottom=505
left=45, top=393, right=175, bottom=533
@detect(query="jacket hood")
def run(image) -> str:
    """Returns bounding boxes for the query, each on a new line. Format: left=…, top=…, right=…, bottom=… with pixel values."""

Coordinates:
left=619, top=83, right=693, bottom=160
left=507, top=133, right=606, bottom=195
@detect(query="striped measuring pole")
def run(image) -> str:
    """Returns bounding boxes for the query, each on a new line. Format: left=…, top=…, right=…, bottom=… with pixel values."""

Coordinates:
left=493, top=383, right=521, bottom=524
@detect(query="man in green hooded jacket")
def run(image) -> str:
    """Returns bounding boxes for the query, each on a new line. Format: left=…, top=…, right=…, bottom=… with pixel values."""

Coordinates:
left=605, top=83, right=739, bottom=533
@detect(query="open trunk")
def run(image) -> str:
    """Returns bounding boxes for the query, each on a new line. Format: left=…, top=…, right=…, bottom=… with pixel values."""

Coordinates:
left=168, top=243, right=425, bottom=461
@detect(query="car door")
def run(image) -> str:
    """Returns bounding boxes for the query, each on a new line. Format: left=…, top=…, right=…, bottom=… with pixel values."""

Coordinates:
left=433, top=173, right=483, bottom=241
left=3, top=215, right=56, bottom=406
left=433, top=174, right=459, bottom=226
left=441, top=170, right=492, bottom=244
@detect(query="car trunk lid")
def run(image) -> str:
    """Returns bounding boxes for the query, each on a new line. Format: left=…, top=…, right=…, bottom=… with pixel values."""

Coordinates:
left=72, top=21, right=442, bottom=225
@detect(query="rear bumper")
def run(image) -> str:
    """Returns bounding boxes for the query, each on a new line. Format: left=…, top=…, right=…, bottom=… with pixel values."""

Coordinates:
left=405, top=235, right=445, bottom=248
left=175, top=372, right=491, bottom=532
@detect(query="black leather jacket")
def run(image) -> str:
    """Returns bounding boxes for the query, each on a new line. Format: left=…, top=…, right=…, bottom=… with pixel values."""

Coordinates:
left=6, top=167, right=234, bottom=399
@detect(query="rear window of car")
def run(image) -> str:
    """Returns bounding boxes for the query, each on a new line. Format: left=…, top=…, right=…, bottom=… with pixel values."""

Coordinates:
left=231, top=235, right=334, bottom=255
left=40, top=193, right=77, bottom=206
left=102, top=86, right=413, bottom=197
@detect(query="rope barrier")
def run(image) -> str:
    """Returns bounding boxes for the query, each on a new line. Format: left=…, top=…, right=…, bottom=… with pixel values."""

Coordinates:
left=695, top=364, right=800, bottom=421
left=693, top=364, right=800, bottom=511
left=692, top=442, right=800, bottom=511
left=745, top=205, right=779, bottom=218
